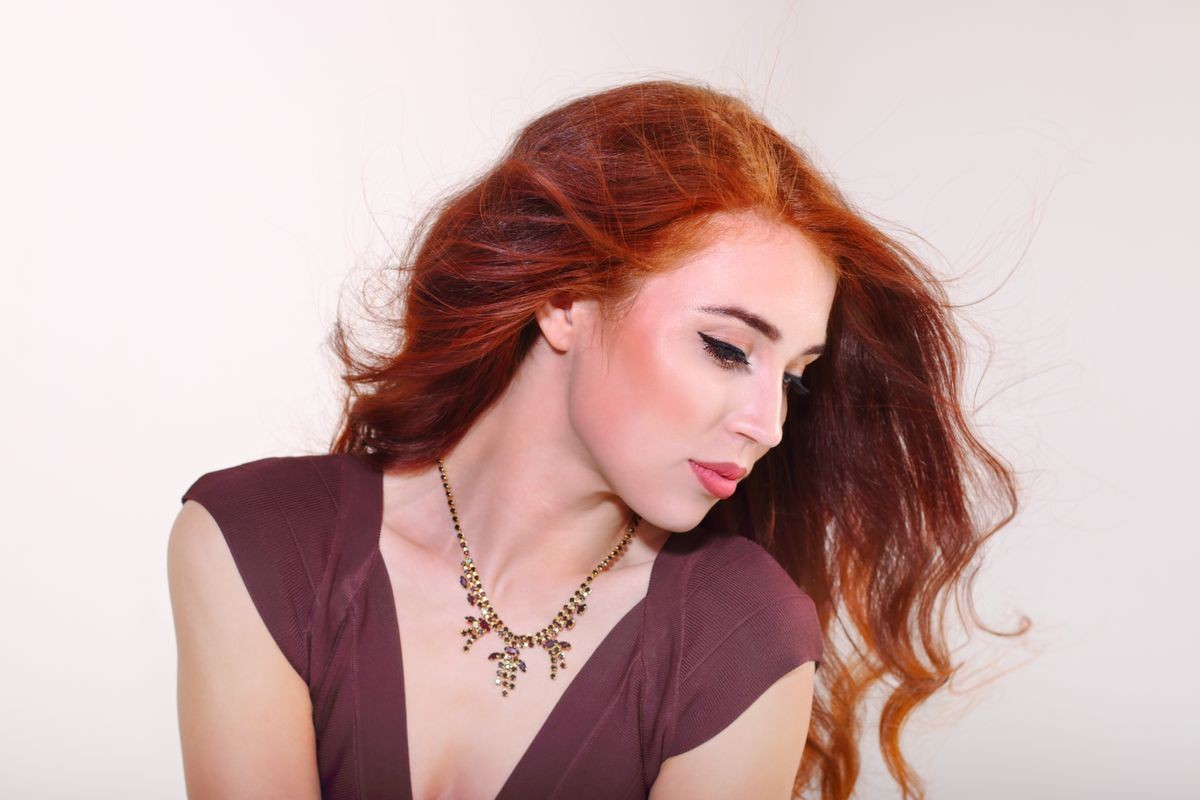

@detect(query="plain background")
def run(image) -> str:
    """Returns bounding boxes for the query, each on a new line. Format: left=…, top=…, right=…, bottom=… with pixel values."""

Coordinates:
left=2, top=1, right=1196, bottom=797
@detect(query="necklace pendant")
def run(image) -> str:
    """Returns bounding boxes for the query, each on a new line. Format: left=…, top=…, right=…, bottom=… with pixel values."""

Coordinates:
left=435, top=458, right=639, bottom=701
left=541, top=638, right=572, bottom=680
left=460, top=615, right=491, bottom=652
left=486, top=645, right=527, bottom=697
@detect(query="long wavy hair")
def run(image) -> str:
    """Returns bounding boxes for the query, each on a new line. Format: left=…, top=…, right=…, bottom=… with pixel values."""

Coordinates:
left=327, top=79, right=1023, bottom=799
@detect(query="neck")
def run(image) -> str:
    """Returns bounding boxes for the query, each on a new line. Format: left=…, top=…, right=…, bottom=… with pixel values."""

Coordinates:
left=393, top=353, right=671, bottom=610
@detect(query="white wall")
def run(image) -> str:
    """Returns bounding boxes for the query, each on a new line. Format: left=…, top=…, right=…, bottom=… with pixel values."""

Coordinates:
left=2, top=1, right=1194, bottom=797
left=783, top=4, right=1198, bottom=797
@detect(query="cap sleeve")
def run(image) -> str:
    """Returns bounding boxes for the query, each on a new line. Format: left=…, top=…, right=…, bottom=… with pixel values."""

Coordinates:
left=180, top=456, right=332, bottom=686
left=663, top=542, right=823, bottom=760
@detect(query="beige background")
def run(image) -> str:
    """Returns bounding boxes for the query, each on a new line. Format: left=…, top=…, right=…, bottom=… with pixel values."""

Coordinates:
left=2, top=1, right=1195, bottom=797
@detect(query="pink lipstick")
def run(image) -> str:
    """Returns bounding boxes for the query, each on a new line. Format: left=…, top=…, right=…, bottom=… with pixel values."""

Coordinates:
left=689, top=460, right=740, bottom=499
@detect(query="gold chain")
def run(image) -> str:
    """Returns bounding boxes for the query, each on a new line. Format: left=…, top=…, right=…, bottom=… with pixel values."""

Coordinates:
left=436, top=458, right=640, bottom=697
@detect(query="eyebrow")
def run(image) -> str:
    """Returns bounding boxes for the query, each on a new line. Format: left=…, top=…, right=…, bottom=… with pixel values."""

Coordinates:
left=697, top=304, right=826, bottom=357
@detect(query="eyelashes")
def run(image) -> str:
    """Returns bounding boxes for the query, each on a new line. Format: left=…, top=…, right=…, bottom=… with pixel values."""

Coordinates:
left=698, top=332, right=810, bottom=397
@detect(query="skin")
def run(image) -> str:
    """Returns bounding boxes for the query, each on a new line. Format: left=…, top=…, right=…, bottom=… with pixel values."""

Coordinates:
left=387, top=208, right=837, bottom=627
left=168, top=209, right=838, bottom=799
left=382, top=209, right=837, bottom=797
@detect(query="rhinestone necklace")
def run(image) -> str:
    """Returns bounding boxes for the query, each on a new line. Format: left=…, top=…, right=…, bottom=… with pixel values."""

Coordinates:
left=436, top=457, right=640, bottom=697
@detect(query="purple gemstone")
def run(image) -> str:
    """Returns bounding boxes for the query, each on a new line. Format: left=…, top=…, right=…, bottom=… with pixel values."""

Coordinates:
left=560, top=641, right=572, bottom=651
left=504, top=646, right=518, bottom=655
left=459, top=576, right=469, bottom=588
left=518, top=660, right=527, bottom=672
left=467, top=594, right=476, bottom=605
left=543, top=640, right=556, bottom=649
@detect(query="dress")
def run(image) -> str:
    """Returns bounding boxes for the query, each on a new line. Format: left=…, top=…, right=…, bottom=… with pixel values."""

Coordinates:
left=179, top=452, right=823, bottom=799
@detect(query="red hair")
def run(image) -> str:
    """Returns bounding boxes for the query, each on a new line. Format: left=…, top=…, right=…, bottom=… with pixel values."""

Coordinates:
left=327, top=79, right=1024, bottom=799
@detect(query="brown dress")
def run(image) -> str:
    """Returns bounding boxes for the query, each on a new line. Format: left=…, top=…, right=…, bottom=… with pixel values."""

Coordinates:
left=180, top=452, right=822, bottom=799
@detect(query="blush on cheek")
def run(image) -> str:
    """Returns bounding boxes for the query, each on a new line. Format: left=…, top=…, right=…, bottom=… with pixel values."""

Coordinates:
left=571, top=315, right=714, bottom=485
left=630, top=334, right=712, bottom=458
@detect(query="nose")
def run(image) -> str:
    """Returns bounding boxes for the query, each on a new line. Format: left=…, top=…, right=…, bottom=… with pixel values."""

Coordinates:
left=730, top=371, right=787, bottom=449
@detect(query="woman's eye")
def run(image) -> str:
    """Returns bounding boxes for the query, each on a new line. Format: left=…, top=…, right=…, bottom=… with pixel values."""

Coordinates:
left=698, top=333, right=809, bottom=397
left=783, top=372, right=810, bottom=397
left=699, top=332, right=748, bottom=370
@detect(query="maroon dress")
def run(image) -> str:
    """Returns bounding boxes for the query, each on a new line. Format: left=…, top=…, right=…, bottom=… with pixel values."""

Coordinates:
left=180, top=452, right=822, bottom=799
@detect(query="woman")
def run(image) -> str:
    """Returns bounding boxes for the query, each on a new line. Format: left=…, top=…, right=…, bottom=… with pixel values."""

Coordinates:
left=168, top=79, right=1020, bottom=799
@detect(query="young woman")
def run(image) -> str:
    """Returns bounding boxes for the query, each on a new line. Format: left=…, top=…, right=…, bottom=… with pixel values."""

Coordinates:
left=168, top=79, right=1020, bottom=799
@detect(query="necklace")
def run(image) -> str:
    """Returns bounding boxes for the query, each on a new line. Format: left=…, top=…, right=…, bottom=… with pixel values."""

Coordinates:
left=436, top=457, right=640, bottom=697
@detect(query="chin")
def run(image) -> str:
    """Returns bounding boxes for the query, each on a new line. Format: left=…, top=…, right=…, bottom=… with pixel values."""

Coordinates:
left=611, top=464, right=711, bottom=535
left=630, top=500, right=712, bottom=537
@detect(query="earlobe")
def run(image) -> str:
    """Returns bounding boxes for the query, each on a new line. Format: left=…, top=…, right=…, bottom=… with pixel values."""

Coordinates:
left=534, top=293, right=578, bottom=352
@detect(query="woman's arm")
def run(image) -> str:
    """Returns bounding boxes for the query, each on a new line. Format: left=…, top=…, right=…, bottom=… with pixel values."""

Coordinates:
left=167, top=500, right=322, bottom=800
left=649, top=661, right=816, bottom=800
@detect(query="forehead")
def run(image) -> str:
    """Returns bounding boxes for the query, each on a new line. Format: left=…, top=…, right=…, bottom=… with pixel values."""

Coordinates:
left=632, top=214, right=837, bottom=334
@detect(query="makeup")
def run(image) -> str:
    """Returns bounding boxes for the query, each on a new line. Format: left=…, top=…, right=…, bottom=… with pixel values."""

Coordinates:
left=689, top=460, right=737, bottom=499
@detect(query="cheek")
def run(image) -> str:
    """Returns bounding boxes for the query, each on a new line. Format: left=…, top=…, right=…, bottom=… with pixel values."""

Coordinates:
left=567, top=331, right=708, bottom=463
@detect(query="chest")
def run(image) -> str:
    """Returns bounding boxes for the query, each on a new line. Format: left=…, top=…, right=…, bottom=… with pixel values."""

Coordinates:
left=383, top=535, right=654, bottom=800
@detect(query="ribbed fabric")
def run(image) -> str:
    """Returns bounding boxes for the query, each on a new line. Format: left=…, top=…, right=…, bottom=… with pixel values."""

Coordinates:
left=180, top=452, right=822, bottom=799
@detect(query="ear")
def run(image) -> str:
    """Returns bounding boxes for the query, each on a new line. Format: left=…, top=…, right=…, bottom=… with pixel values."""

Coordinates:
left=533, top=292, right=593, bottom=352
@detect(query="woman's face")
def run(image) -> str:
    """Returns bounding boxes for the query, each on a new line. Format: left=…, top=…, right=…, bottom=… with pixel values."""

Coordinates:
left=567, top=211, right=838, bottom=533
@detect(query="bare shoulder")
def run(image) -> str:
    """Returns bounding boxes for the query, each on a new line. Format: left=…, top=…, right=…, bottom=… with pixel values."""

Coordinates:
left=649, top=661, right=816, bottom=800
left=167, top=500, right=321, bottom=800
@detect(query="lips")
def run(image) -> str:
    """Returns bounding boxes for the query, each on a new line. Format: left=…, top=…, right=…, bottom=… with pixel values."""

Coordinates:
left=691, top=460, right=744, bottom=496
left=689, top=460, right=747, bottom=481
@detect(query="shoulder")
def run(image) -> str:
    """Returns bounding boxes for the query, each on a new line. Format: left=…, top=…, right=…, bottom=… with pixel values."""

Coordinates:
left=176, top=451, right=363, bottom=684
left=650, top=660, right=815, bottom=800
left=168, top=462, right=327, bottom=797
left=680, top=529, right=821, bottom=647
left=178, top=452, right=361, bottom=567
left=660, top=528, right=823, bottom=762
left=685, top=528, right=806, bottom=587
left=180, top=452, right=353, bottom=510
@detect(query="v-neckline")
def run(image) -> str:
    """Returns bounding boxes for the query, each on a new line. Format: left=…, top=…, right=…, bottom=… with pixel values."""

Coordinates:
left=366, top=459, right=674, bottom=800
